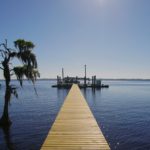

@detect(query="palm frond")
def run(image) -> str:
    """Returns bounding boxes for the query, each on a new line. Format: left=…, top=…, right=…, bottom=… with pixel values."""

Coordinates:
left=13, top=66, right=25, bottom=86
left=14, top=39, right=35, bottom=52
left=17, top=51, right=37, bottom=68
left=13, top=65, right=40, bottom=87
left=14, top=39, right=26, bottom=52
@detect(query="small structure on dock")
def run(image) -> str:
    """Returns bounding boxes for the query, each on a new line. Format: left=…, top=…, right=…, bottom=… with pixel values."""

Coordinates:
left=52, top=65, right=109, bottom=89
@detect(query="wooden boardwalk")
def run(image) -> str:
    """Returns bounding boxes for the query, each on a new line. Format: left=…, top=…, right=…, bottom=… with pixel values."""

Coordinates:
left=41, top=84, right=110, bottom=150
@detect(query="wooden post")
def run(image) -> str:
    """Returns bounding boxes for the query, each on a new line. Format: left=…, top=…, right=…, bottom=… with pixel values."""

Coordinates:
left=62, top=68, right=64, bottom=80
left=84, top=65, right=87, bottom=87
left=57, top=76, right=59, bottom=85
left=92, top=76, right=94, bottom=87
left=94, top=75, right=96, bottom=88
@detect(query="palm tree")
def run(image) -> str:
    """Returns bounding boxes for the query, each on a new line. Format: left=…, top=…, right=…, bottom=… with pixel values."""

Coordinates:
left=0, top=39, right=39, bottom=127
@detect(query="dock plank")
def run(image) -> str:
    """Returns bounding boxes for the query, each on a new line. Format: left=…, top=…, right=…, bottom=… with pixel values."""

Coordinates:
left=41, top=84, right=110, bottom=150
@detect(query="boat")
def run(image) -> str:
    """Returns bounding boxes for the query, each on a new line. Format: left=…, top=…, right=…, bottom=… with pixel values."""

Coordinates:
left=52, top=66, right=109, bottom=89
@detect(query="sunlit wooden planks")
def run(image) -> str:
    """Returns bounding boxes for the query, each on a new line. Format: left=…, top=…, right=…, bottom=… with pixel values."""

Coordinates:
left=41, top=84, right=110, bottom=150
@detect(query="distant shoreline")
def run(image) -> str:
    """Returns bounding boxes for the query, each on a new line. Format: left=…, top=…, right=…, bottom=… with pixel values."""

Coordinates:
left=1, top=78, right=150, bottom=81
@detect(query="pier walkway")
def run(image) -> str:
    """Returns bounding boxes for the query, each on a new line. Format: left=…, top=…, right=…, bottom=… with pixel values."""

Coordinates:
left=40, top=84, right=110, bottom=150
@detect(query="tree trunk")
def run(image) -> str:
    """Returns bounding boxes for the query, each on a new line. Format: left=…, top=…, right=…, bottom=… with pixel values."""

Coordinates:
left=0, top=87, right=12, bottom=127
left=0, top=59, right=12, bottom=127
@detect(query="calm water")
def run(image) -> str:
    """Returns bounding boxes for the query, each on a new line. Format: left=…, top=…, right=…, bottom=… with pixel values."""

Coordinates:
left=0, top=80, right=150, bottom=150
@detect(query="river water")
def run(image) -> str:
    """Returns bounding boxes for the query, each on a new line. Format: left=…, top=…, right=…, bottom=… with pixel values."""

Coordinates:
left=0, top=80, right=150, bottom=150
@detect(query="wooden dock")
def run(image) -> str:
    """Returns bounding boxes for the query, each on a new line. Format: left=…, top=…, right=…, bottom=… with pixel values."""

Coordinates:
left=41, top=84, right=110, bottom=150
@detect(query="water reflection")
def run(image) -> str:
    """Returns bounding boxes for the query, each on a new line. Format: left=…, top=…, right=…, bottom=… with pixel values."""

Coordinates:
left=82, top=88, right=87, bottom=98
left=56, top=88, right=69, bottom=100
left=81, top=88, right=102, bottom=106
left=0, top=126, right=16, bottom=150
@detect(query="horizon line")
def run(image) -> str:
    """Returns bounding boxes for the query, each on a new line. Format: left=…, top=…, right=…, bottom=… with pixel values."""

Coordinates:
left=1, top=78, right=150, bottom=81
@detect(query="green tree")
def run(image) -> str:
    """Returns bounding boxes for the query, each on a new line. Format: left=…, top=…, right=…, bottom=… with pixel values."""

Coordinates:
left=0, top=39, right=39, bottom=127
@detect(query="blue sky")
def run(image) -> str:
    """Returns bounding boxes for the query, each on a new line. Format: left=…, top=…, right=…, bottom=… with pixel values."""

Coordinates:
left=0, top=0, right=150, bottom=79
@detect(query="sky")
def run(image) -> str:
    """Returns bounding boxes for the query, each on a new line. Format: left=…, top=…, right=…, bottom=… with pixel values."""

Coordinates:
left=0, top=0, right=150, bottom=79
